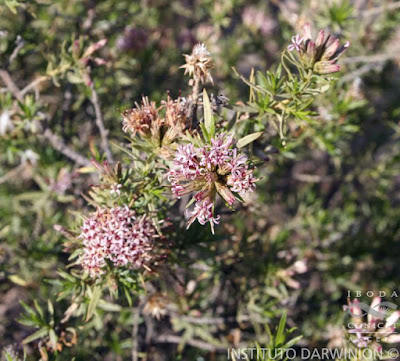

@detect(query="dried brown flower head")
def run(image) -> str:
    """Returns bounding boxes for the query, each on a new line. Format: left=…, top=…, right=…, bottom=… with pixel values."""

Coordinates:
left=180, top=43, right=214, bottom=84
left=121, top=94, right=190, bottom=158
left=162, top=95, right=188, bottom=128
left=143, top=293, right=168, bottom=320
left=122, top=96, right=161, bottom=137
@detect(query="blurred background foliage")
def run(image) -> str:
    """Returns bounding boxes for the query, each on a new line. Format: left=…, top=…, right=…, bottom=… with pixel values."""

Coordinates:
left=0, top=0, right=400, bottom=360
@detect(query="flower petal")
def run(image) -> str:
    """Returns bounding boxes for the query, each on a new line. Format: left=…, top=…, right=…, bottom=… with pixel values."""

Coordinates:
left=386, top=311, right=400, bottom=328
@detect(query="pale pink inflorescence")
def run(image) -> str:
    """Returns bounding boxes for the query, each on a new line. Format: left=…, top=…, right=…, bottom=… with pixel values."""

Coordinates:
left=168, top=133, right=257, bottom=232
left=287, top=23, right=350, bottom=74
left=79, top=206, right=157, bottom=277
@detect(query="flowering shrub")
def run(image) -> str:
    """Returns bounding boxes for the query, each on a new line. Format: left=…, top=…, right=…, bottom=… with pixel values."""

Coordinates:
left=1, top=1, right=400, bottom=360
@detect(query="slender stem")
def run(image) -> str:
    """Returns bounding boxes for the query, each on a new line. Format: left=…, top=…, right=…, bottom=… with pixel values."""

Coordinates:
left=90, top=83, right=114, bottom=162
left=341, top=53, right=400, bottom=65
left=131, top=306, right=139, bottom=361
left=359, top=2, right=400, bottom=17
left=188, top=78, right=200, bottom=127
left=155, top=334, right=224, bottom=352
left=281, top=51, right=294, bottom=81
left=21, top=75, right=49, bottom=96
left=278, top=115, right=285, bottom=141
left=340, top=63, right=383, bottom=83
left=0, top=69, right=23, bottom=101
left=42, top=129, right=91, bottom=166
left=8, top=36, right=25, bottom=66
left=168, top=312, right=269, bottom=324
left=0, top=164, right=26, bottom=185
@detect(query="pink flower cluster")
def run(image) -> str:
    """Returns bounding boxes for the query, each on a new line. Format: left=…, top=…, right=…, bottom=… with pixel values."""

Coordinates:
left=79, top=206, right=157, bottom=277
left=168, top=133, right=257, bottom=232
left=287, top=23, right=350, bottom=74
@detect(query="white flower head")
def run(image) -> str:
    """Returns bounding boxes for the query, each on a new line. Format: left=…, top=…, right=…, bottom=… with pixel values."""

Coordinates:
left=0, top=110, right=14, bottom=136
left=110, top=183, right=122, bottom=196
left=193, top=43, right=210, bottom=56
left=288, top=34, right=304, bottom=52
left=20, top=149, right=40, bottom=165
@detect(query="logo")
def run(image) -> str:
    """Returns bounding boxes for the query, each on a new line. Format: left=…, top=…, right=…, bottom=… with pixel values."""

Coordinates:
left=345, top=301, right=398, bottom=319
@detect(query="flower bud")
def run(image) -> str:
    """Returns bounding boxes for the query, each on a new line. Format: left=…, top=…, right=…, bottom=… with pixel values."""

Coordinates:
left=315, top=30, right=325, bottom=47
left=215, top=181, right=236, bottom=206
left=303, top=23, right=312, bottom=41
left=314, top=61, right=340, bottom=74
left=322, top=38, right=340, bottom=60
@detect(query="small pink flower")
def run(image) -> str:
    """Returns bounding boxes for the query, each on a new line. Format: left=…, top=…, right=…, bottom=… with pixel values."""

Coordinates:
left=288, top=34, right=303, bottom=52
left=110, top=183, right=122, bottom=196
left=187, top=197, right=220, bottom=234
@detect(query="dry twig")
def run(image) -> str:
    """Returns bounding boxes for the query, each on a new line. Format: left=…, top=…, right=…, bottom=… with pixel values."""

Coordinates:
left=42, top=129, right=91, bottom=166
left=90, top=83, right=114, bottom=162
left=359, top=2, right=400, bottom=17
left=155, top=334, right=224, bottom=352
